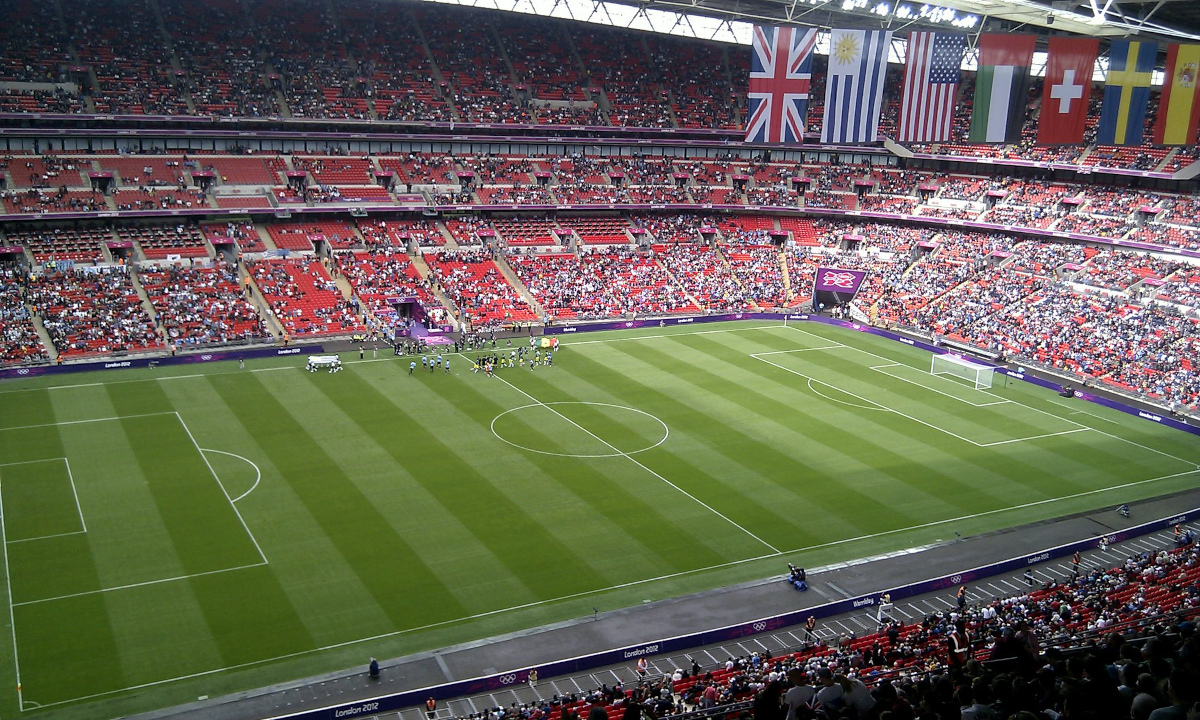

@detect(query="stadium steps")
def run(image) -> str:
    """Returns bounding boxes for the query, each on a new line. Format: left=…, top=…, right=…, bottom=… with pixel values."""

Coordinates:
left=254, top=223, right=278, bottom=251
left=1157, top=148, right=1179, bottom=173
left=714, top=246, right=761, bottom=311
left=492, top=254, right=547, bottom=320
left=239, top=264, right=287, bottom=339
left=653, top=258, right=704, bottom=313
left=128, top=269, right=170, bottom=347
left=27, top=310, right=58, bottom=361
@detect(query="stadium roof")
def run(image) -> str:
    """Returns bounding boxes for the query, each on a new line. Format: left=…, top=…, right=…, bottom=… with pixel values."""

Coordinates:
left=424, top=0, right=1200, bottom=44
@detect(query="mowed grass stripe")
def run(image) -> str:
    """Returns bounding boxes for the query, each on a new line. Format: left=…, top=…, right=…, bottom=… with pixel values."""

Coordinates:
left=14, top=595, right=126, bottom=706
left=597, top=337, right=929, bottom=531
left=698, top=330, right=1113, bottom=500
left=158, top=379, right=399, bottom=646
left=792, top=347, right=1074, bottom=444
left=533, top=346, right=849, bottom=548
left=665, top=332, right=1011, bottom=516
left=1, top=389, right=126, bottom=705
left=787, top=325, right=1200, bottom=462
left=412, top=364, right=738, bottom=572
left=736, top=331, right=1103, bottom=496
left=208, top=372, right=468, bottom=629
left=97, top=382, right=312, bottom=687
left=303, top=367, right=614, bottom=600
left=256, top=371, right=543, bottom=615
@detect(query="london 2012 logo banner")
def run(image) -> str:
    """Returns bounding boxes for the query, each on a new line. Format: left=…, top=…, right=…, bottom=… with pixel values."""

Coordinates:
left=813, top=266, right=868, bottom=295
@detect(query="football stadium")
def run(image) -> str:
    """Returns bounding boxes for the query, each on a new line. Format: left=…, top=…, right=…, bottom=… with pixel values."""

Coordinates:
left=0, top=0, right=1199, bottom=719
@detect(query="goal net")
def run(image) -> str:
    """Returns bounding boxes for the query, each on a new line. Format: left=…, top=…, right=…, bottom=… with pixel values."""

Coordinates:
left=930, top=353, right=995, bottom=389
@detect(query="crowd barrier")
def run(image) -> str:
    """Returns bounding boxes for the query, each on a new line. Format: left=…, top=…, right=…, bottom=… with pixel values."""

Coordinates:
left=274, top=500, right=1199, bottom=720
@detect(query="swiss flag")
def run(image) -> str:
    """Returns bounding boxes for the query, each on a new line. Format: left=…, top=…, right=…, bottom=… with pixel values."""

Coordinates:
left=1036, top=37, right=1099, bottom=145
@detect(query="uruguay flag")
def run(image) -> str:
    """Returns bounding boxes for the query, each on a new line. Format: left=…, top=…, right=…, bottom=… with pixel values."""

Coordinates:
left=1097, top=40, right=1158, bottom=146
left=822, top=29, right=893, bottom=144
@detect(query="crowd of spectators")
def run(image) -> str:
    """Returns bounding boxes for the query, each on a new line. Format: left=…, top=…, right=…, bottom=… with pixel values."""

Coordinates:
left=0, top=265, right=49, bottom=365
left=247, top=258, right=363, bottom=336
left=141, top=262, right=269, bottom=347
left=29, top=267, right=163, bottom=357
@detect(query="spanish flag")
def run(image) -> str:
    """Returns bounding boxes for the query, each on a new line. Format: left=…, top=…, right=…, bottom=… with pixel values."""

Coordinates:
left=1153, top=43, right=1200, bottom=146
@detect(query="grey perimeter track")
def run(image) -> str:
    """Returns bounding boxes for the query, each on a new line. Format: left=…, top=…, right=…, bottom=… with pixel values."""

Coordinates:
left=133, top=489, right=1200, bottom=720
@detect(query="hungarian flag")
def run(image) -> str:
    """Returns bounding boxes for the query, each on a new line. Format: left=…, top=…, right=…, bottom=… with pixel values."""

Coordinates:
left=897, top=31, right=967, bottom=143
left=968, top=34, right=1036, bottom=143
left=1037, top=37, right=1099, bottom=145
left=1153, top=43, right=1200, bottom=146
left=1097, top=40, right=1157, bottom=145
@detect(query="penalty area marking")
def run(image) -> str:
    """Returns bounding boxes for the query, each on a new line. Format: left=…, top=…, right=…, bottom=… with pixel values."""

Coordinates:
left=490, top=402, right=669, bottom=458
left=200, top=449, right=262, bottom=503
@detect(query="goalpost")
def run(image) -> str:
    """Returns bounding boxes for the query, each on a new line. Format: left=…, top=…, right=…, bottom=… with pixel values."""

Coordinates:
left=930, top=353, right=995, bottom=390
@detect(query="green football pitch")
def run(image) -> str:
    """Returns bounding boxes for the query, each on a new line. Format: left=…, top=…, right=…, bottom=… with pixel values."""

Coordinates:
left=0, top=320, right=1197, bottom=720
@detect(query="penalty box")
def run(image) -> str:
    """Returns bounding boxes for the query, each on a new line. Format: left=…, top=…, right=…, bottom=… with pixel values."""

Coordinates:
left=752, top=345, right=1085, bottom=447
left=0, top=412, right=266, bottom=708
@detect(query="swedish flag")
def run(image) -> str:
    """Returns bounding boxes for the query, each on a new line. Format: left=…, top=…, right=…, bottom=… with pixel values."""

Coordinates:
left=1097, top=40, right=1157, bottom=145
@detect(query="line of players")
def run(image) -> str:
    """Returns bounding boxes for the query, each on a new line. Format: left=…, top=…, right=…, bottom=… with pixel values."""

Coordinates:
left=473, top=345, right=554, bottom=376
left=405, top=342, right=556, bottom=376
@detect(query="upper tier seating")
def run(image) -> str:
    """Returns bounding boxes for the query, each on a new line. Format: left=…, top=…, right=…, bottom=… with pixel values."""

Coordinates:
left=117, top=225, right=209, bottom=259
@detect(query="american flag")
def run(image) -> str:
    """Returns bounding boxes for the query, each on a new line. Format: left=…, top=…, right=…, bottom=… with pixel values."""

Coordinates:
left=898, top=31, right=967, bottom=143
left=745, top=26, right=817, bottom=143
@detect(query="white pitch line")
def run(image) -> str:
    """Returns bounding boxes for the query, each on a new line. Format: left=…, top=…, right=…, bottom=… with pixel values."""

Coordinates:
left=25, top=458, right=1200, bottom=708
left=11, top=561, right=268, bottom=607
left=869, top=365, right=1011, bottom=408
left=63, top=457, right=86, bottom=532
left=805, top=378, right=888, bottom=412
left=174, top=413, right=268, bottom=564
left=750, top=345, right=846, bottom=356
left=6, top=530, right=86, bottom=545
left=980, top=429, right=1090, bottom=447
left=0, top=411, right=177, bottom=432
left=754, top=354, right=984, bottom=446
left=200, top=449, right=263, bottom=503
left=0, top=468, right=26, bottom=710
left=466, top=354, right=780, bottom=555
left=780, top=325, right=1198, bottom=465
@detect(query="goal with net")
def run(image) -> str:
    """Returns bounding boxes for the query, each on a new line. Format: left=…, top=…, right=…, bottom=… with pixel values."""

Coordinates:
left=930, top=353, right=995, bottom=389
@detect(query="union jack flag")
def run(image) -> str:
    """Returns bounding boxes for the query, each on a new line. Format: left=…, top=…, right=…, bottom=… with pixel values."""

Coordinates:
left=745, top=25, right=817, bottom=143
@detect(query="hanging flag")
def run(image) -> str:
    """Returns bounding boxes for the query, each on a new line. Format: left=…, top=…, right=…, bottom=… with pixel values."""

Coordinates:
left=745, top=25, right=818, bottom=143
left=1097, top=40, right=1157, bottom=145
left=1037, top=37, right=1099, bottom=145
left=822, top=29, right=893, bottom=144
left=968, top=34, right=1036, bottom=143
left=1153, top=43, right=1200, bottom=146
left=898, top=31, right=967, bottom=143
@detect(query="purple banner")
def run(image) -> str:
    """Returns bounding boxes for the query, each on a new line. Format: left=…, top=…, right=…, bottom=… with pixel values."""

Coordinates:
left=813, top=266, right=868, bottom=294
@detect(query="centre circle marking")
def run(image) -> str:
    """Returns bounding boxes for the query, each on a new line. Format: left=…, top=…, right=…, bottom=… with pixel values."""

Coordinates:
left=490, top=402, right=669, bottom=458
